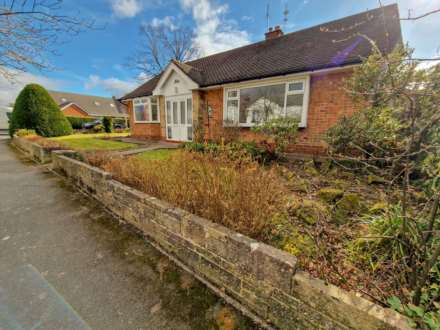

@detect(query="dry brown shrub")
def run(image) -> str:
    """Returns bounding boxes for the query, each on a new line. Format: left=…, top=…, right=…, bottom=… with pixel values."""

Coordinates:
left=83, top=151, right=118, bottom=168
left=25, top=135, right=63, bottom=150
left=101, top=150, right=286, bottom=241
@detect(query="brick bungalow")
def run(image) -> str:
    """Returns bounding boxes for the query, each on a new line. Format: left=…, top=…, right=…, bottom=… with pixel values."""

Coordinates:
left=120, top=4, right=402, bottom=155
left=49, top=90, right=128, bottom=121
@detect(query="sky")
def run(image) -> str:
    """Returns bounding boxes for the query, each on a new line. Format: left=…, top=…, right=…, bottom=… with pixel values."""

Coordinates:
left=1, top=0, right=439, bottom=107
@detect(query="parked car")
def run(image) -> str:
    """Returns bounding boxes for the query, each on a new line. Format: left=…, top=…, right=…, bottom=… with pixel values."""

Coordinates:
left=83, top=119, right=101, bottom=129
left=113, top=122, right=126, bottom=129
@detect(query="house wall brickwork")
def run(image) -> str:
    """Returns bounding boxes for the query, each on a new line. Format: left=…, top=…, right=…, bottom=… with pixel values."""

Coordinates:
left=128, top=69, right=359, bottom=155
left=289, top=70, right=358, bottom=154
left=62, top=104, right=90, bottom=118
left=201, top=70, right=357, bottom=155
left=201, top=88, right=224, bottom=141
left=127, top=100, right=163, bottom=140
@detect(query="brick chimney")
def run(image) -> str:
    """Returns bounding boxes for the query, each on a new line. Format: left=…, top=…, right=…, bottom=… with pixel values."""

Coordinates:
left=265, top=25, right=283, bottom=40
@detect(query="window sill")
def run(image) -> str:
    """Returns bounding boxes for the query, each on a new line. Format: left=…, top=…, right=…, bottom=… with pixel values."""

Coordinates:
left=134, top=121, right=160, bottom=124
left=223, top=122, right=307, bottom=129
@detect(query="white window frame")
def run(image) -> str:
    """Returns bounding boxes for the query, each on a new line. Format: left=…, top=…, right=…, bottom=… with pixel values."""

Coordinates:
left=223, top=76, right=310, bottom=128
left=133, top=96, right=160, bottom=123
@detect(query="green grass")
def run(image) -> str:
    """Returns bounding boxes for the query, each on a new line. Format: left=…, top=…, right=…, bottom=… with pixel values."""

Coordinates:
left=50, top=132, right=130, bottom=141
left=48, top=133, right=135, bottom=151
left=135, top=149, right=176, bottom=161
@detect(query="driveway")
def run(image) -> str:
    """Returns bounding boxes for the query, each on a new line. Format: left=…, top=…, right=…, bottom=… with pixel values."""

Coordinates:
left=0, top=140, right=255, bottom=330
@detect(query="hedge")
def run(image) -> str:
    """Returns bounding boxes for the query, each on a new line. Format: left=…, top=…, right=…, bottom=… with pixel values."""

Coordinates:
left=66, top=117, right=95, bottom=129
left=9, top=84, right=72, bottom=137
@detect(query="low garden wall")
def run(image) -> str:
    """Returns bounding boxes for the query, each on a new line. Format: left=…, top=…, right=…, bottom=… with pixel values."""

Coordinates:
left=11, top=136, right=52, bottom=164
left=50, top=150, right=411, bottom=330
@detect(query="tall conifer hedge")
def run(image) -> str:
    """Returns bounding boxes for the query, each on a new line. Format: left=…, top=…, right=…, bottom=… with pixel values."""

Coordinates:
left=9, top=84, right=72, bottom=137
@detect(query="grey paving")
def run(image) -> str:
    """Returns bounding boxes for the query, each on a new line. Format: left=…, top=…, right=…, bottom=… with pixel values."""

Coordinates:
left=0, top=140, right=254, bottom=330
left=116, top=140, right=178, bottom=156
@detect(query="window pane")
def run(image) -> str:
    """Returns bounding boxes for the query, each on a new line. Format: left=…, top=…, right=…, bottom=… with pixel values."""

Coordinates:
left=166, top=101, right=171, bottom=123
left=167, top=126, right=172, bottom=139
left=134, top=104, right=149, bottom=121
left=286, top=94, right=304, bottom=119
left=288, top=82, right=304, bottom=92
left=187, top=98, right=192, bottom=124
left=151, top=104, right=158, bottom=121
left=173, top=102, right=178, bottom=124
left=187, top=127, right=193, bottom=141
left=151, top=97, right=158, bottom=104
left=286, top=94, right=303, bottom=107
left=180, top=101, right=186, bottom=124
left=239, top=84, right=285, bottom=124
left=228, top=90, right=238, bottom=98
left=226, top=100, right=238, bottom=123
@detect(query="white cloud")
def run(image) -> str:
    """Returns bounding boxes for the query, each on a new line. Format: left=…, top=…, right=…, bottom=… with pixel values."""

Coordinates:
left=180, top=0, right=250, bottom=56
left=417, top=59, right=440, bottom=70
left=0, top=71, right=64, bottom=107
left=136, top=72, right=151, bottom=82
left=151, top=16, right=177, bottom=30
left=111, top=0, right=142, bottom=18
left=84, top=75, right=137, bottom=97
left=241, top=15, right=253, bottom=22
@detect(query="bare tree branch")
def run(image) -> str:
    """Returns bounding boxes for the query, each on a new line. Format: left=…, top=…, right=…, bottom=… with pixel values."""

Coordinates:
left=0, top=0, right=99, bottom=80
left=401, top=8, right=440, bottom=21
left=127, top=21, right=199, bottom=78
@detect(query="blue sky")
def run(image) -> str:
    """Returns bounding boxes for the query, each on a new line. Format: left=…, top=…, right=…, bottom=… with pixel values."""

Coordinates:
left=1, top=0, right=439, bottom=106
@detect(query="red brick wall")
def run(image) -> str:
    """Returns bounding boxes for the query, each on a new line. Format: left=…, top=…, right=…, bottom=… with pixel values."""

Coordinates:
left=127, top=100, right=162, bottom=139
left=201, top=89, right=224, bottom=141
left=128, top=69, right=358, bottom=154
left=290, top=70, right=358, bottom=154
left=62, top=104, right=89, bottom=118
left=204, top=69, right=357, bottom=155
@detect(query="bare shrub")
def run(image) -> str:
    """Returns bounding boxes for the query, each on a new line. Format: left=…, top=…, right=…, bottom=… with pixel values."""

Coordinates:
left=82, top=151, right=118, bottom=168
left=101, top=150, right=286, bottom=241
left=26, top=135, right=63, bottom=150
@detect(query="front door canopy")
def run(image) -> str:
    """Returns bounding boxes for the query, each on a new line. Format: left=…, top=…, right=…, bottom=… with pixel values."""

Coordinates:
left=152, top=61, right=199, bottom=96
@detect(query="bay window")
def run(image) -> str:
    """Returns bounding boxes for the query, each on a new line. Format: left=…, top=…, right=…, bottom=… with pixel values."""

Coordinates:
left=133, top=97, right=160, bottom=123
left=224, top=77, right=310, bottom=127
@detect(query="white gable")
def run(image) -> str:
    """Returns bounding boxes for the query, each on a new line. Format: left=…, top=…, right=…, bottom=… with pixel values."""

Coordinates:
left=153, top=62, right=199, bottom=97
left=160, top=70, right=192, bottom=96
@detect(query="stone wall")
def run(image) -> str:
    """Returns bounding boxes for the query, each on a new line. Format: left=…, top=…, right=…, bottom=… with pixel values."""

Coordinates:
left=51, top=150, right=410, bottom=330
left=11, top=136, right=53, bottom=163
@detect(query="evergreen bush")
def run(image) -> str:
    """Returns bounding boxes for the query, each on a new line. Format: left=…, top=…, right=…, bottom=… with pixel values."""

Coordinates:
left=67, top=117, right=94, bottom=129
left=102, top=116, right=113, bottom=133
left=9, top=84, right=72, bottom=137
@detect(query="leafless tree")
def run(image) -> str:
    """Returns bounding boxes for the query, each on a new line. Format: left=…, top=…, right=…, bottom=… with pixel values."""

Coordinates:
left=128, top=22, right=199, bottom=78
left=400, top=8, right=440, bottom=21
left=0, top=0, right=97, bottom=80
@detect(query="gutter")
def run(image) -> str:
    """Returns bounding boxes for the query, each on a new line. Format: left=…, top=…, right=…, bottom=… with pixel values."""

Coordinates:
left=119, top=62, right=360, bottom=100
left=199, top=63, right=359, bottom=91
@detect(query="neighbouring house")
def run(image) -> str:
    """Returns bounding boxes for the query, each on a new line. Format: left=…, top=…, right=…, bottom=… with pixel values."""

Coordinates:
left=0, top=105, right=12, bottom=133
left=49, top=90, right=128, bottom=121
left=120, top=4, right=402, bottom=154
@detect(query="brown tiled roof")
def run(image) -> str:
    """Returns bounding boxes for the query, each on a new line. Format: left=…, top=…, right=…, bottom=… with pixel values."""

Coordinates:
left=121, top=4, right=402, bottom=100
left=49, top=91, right=128, bottom=117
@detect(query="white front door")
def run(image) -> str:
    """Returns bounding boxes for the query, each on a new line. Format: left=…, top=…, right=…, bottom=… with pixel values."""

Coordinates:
left=166, top=95, right=193, bottom=142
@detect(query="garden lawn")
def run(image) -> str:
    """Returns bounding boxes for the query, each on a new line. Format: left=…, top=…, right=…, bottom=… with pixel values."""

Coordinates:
left=135, top=149, right=176, bottom=161
left=48, top=133, right=136, bottom=151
